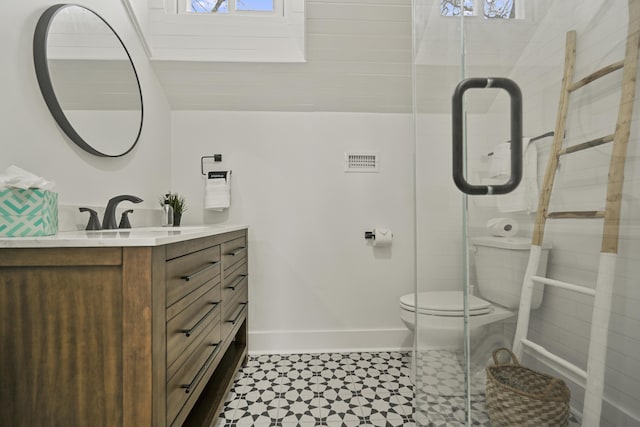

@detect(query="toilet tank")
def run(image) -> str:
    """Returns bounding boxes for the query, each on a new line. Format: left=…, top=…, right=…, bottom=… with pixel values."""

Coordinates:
left=471, top=236, right=550, bottom=310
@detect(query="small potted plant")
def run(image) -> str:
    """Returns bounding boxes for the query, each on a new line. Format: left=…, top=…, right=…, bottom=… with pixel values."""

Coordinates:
left=159, top=193, right=187, bottom=226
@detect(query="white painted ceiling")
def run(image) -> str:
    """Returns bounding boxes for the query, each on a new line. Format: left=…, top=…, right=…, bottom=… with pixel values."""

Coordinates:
left=150, top=0, right=555, bottom=113
left=152, top=0, right=413, bottom=112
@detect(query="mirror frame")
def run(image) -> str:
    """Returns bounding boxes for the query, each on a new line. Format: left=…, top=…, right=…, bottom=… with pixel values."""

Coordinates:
left=33, top=3, right=144, bottom=158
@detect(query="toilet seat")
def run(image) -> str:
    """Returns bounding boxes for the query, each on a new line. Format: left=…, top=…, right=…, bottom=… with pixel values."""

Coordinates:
left=400, top=291, right=492, bottom=316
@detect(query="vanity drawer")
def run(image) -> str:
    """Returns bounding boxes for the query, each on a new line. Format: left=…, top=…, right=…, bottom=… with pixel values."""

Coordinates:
left=222, top=235, right=247, bottom=274
left=222, top=284, right=248, bottom=340
left=166, top=245, right=221, bottom=307
left=167, top=330, right=222, bottom=426
left=222, top=262, right=248, bottom=302
left=166, top=283, right=221, bottom=371
left=166, top=275, right=220, bottom=321
left=167, top=310, right=221, bottom=382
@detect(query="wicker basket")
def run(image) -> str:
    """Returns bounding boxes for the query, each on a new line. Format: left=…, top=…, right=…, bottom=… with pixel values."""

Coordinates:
left=485, top=348, right=571, bottom=427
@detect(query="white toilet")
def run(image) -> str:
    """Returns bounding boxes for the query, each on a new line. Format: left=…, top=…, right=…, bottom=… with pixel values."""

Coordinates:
left=400, top=236, right=549, bottom=350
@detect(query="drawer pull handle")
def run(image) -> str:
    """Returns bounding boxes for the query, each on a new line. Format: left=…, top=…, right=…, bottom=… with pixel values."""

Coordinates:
left=182, top=302, right=219, bottom=337
left=226, top=247, right=247, bottom=257
left=181, top=261, right=219, bottom=282
left=227, top=302, right=248, bottom=325
left=225, top=274, right=248, bottom=291
left=181, top=342, right=221, bottom=394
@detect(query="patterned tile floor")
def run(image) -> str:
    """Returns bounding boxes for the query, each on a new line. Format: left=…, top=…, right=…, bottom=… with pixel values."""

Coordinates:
left=214, top=350, right=581, bottom=427
left=214, top=352, right=415, bottom=427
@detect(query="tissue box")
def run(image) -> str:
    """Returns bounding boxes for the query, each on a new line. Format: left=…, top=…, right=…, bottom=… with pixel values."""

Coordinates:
left=0, top=188, right=58, bottom=237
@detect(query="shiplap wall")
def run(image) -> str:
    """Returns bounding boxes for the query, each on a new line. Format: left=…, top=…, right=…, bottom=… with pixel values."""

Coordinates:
left=150, top=0, right=413, bottom=112
left=147, top=0, right=551, bottom=113
left=465, top=1, right=640, bottom=424
left=139, top=0, right=592, bottom=115
left=413, top=0, right=548, bottom=114
left=146, top=0, right=305, bottom=62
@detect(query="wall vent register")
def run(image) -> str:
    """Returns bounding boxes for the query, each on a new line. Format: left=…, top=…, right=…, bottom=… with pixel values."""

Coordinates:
left=345, top=152, right=379, bottom=173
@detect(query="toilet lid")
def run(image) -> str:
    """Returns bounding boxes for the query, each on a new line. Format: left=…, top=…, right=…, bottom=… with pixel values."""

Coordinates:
left=400, top=291, right=492, bottom=316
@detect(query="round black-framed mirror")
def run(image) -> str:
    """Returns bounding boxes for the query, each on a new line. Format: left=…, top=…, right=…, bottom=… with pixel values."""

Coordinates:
left=33, top=3, right=144, bottom=158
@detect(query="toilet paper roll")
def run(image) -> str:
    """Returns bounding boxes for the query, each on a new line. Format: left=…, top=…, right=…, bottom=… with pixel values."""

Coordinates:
left=486, top=218, right=519, bottom=237
left=372, top=228, right=393, bottom=247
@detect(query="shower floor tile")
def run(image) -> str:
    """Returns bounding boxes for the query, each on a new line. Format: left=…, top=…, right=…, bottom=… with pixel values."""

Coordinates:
left=414, top=349, right=582, bottom=427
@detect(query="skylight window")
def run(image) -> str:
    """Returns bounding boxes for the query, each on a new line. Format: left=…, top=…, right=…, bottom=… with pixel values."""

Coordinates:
left=440, top=0, right=520, bottom=19
left=483, top=0, right=515, bottom=19
left=236, top=0, right=273, bottom=11
left=440, top=0, right=474, bottom=17
left=188, top=0, right=276, bottom=14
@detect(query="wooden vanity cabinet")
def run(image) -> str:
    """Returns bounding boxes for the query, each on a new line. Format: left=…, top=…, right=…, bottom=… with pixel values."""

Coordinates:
left=0, top=228, right=248, bottom=427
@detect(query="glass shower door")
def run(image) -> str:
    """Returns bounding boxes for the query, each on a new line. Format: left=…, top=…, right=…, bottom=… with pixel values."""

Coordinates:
left=412, top=1, right=473, bottom=424
left=413, top=0, right=640, bottom=425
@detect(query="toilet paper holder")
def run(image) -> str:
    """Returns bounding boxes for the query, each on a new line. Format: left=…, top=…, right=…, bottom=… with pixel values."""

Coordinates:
left=201, top=154, right=225, bottom=175
left=364, top=228, right=393, bottom=247
left=364, top=229, right=392, bottom=240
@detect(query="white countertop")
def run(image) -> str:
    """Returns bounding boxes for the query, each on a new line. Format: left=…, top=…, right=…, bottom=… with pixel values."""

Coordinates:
left=0, top=225, right=248, bottom=248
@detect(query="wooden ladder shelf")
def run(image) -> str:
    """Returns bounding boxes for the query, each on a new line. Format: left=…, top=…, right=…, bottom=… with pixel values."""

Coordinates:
left=512, top=1, right=640, bottom=426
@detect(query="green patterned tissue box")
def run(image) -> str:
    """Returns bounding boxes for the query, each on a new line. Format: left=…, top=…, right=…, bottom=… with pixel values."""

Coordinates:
left=0, top=188, right=58, bottom=237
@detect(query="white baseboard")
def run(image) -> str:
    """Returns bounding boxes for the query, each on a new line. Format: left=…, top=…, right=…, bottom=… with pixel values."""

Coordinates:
left=248, top=328, right=413, bottom=355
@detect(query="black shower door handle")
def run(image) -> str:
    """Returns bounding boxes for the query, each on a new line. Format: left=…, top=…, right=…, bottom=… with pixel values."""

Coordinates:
left=452, top=78, right=523, bottom=195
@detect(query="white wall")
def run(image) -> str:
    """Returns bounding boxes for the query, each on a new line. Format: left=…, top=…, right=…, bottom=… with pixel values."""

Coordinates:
left=2, top=1, right=172, bottom=221
left=415, top=114, right=464, bottom=293
left=171, top=111, right=416, bottom=352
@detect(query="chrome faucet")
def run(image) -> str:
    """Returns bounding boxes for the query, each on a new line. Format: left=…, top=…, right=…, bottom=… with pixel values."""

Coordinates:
left=102, top=195, right=143, bottom=229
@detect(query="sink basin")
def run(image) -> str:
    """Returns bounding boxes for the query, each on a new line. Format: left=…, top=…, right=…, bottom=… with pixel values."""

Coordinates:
left=136, top=226, right=209, bottom=232
left=86, top=226, right=209, bottom=233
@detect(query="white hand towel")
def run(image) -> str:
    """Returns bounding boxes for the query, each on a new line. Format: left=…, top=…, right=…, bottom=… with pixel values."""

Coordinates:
left=497, top=139, right=539, bottom=213
left=205, top=172, right=231, bottom=211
